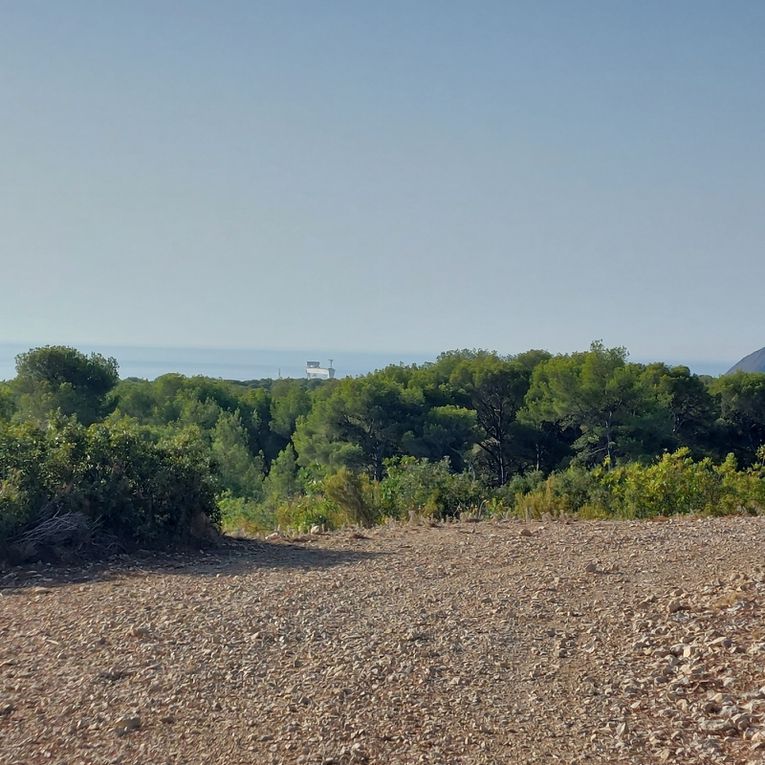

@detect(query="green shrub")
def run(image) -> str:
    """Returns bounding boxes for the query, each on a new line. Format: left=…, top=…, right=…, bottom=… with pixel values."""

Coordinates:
left=0, top=418, right=220, bottom=560
left=513, top=477, right=568, bottom=519
left=509, top=465, right=605, bottom=519
left=601, top=449, right=723, bottom=517
left=380, top=457, right=486, bottom=520
left=495, top=471, right=544, bottom=505
left=275, top=494, right=346, bottom=533
left=322, top=467, right=379, bottom=527
left=510, top=448, right=765, bottom=519
left=218, top=492, right=274, bottom=536
left=716, top=453, right=765, bottom=515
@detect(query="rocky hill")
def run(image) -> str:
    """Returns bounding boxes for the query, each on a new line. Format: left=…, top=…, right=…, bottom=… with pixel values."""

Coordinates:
left=728, top=346, right=765, bottom=373
left=2, top=519, right=765, bottom=764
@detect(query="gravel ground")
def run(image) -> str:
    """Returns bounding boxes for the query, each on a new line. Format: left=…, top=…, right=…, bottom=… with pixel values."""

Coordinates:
left=1, top=517, right=765, bottom=765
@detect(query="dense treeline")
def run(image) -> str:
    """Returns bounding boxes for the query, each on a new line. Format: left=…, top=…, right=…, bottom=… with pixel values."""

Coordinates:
left=1, top=343, right=764, bottom=557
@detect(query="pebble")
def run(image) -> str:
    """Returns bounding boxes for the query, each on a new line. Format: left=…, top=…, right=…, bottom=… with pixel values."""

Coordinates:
left=114, top=715, right=141, bottom=735
left=667, top=599, right=689, bottom=614
left=2, top=517, right=765, bottom=764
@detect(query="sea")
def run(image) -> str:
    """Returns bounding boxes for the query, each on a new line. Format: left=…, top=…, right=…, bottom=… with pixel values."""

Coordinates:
left=0, top=343, right=731, bottom=382
left=0, top=343, right=438, bottom=382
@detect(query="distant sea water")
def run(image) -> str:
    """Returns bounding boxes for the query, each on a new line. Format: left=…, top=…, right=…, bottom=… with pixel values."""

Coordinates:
left=0, top=343, right=732, bottom=382
left=0, top=344, right=438, bottom=382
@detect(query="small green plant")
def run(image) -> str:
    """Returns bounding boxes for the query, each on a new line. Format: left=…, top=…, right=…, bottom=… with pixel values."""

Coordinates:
left=275, top=495, right=346, bottom=533
left=511, top=466, right=607, bottom=519
left=509, top=448, right=765, bottom=519
left=379, top=457, right=486, bottom=520
left=218, top=493, right=275, bottom=536
left=322, top=467, right=379, bottom=527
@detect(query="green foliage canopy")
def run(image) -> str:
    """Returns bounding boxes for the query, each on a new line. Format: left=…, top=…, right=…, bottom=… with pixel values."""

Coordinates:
left=14, top=346, right=119, bottom=425
left=523, top=342, right=672, bottom=466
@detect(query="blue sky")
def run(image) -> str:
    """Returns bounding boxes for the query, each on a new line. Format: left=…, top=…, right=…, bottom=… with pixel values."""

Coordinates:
left=1, top=1, right=763, bottom=365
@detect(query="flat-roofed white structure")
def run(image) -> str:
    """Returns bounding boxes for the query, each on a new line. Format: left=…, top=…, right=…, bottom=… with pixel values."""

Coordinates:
left=306, top=360, right=336, bottom=380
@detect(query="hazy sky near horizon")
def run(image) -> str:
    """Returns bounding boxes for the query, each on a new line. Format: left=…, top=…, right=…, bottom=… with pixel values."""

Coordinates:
left=1, top=1, right=763, bottom=363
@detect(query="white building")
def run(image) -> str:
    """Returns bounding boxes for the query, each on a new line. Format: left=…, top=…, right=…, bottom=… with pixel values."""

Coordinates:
left=305, top=360, right=336, bottom=380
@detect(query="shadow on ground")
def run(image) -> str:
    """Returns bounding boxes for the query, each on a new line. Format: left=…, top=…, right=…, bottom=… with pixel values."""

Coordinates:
left=0, top=537, right=384, bottom=592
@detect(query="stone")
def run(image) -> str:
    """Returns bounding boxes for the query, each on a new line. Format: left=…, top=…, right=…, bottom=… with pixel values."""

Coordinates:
left=698, top=719, right=730, bottom=735
left=667, top=599, right=689, bottom=614
left=699, top=738, right=722, bottom=755
left=731, top=713, right=752, bottom=732
left=750, top=730, right=765, bottom=749
left=5, top=514, right=765, bottom=764
left=114, top=715, right=141, bottom=735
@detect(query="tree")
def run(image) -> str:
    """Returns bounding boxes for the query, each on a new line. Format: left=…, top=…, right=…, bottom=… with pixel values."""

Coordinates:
left=270, top=380, right=311, bottom=438
left=401, top=404, right=477, bottom=471
left=210, top=410, right=265, bottom=499
left=443, top=355, right=536, bottom=484
left=0, top=382, right=14, bottom=421
left=293, top=377, right=421, bottom=480
left=468, top=364, right=531, bottom=484
left=641, top=364, right=719, bottom=455
left=177, top=395, right=224, bottom=432
left=523, top=342, right=672, bottom=467
left=711, top=372, right=765, bottom=465
left=263, top=444, right=302, bottom=504
left=14, top=346, right=119, bottom=425
left=112, top=379, right=158, bottom=422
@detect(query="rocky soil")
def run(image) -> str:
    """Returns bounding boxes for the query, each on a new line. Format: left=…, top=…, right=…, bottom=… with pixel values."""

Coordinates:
left=1, top=517, right=765, bottom=765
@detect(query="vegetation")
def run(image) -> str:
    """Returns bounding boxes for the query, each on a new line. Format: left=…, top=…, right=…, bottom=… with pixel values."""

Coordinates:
left=1, top=342, right=764, bottom=560
left=511, top=448, right=765, bottom=520
left=0, top=417, right=219, bottom=562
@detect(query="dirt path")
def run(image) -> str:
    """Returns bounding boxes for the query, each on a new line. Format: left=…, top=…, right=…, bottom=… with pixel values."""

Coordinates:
left=2, top=517, right=765, bottom=764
